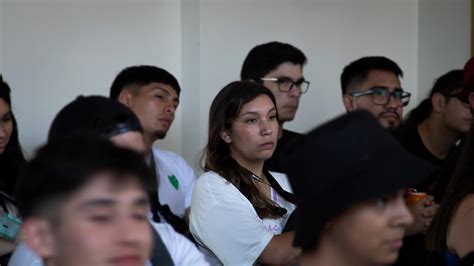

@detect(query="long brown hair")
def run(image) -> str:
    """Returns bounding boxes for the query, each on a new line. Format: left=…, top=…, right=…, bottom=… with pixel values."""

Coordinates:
left=426, top=125, right=474, bottom=251
left=204, top=81, right=286, bottom=219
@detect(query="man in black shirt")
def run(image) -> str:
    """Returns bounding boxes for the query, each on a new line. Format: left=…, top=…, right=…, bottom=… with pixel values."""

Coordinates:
left=340, top=56, right=438, bottom=266
left=395, top=70, right=470, bottom=199
left=240, top=41, right=309, bottom=173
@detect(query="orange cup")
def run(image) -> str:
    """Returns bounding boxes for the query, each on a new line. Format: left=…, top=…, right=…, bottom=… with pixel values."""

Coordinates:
left=405, top=192, right=428, bottom=205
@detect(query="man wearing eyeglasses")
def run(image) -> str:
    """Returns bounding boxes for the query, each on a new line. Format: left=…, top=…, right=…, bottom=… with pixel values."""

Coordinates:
left=241, top=41, right=308, bottom=173
left=341, top=56, right=410, bottom=129
left=341, top=56, right=440, bottom=266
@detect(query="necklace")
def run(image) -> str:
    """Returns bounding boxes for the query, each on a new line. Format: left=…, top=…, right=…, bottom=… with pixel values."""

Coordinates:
left=251, top=173, right=271, bottom=186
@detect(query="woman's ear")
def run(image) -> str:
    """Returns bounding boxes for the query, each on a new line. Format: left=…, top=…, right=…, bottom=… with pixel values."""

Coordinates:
left=431, top=93, right=445, bottom=113
left=220, top=130, right=232, bottom=143
left=23, top=218, right=56, bottom=259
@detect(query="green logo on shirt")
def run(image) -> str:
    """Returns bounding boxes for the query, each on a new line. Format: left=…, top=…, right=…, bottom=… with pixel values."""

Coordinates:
left=168, top=175, right=179, bottom=190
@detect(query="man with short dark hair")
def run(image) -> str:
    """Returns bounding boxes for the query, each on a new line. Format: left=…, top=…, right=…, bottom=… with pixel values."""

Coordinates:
left=341, top=56, right=410, bottom=129
left=341, top=57, right=439, bottom=266
left=110, top=65, right=195, bottom=231
left=16, top=137, right=153, bottom=266
left=241, top=41, right=309, bottom=173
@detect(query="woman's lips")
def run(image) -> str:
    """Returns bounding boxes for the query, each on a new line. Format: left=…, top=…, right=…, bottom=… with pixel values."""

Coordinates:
left=259, top=142, right=275, bottom=149
left=387, top=238, right=403, bottom=250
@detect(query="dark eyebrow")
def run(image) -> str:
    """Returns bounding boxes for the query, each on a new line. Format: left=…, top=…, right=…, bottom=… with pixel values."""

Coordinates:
left=277, top=76, right=306, bottom=83
left=1, top=111, right=12, bottom=120
left=241, top=107, right=276, bottom=116
left=78, top=198, right=115, bottom=211
left=368, top=86, right=389, bottom=90
left=369, top=86, right=404, bottom=91
left=132, top=197, right=149, bottom=207
left=154, top=87, right=170, bottom=96
left=155, top=87, right=180, bottom=105
left=241, top=111, right=259, bottom=116
left=78, top=196, right=149, bottom=211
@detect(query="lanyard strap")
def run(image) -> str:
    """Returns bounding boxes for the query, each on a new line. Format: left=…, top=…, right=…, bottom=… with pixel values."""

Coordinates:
left=264, top=170, right=296, bottom=204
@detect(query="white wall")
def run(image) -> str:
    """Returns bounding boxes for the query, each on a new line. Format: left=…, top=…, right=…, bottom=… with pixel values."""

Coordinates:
left=1, top=0, right=182, bottom=158
left=180, top=0, right=202, bottom=169
left=199, top=0, right=418, bottom=145
left=418, top=0, right=471, bottom=100
left=0, top=0, right=470, bottom=172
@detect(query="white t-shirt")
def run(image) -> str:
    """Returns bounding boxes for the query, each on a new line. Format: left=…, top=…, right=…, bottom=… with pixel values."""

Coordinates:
left=189, top=171, right=295, bottom=265
left=149, top=222, right=209, bottom=266
left=152, top=147, right=196, bottom=219
left=8, top=222, right=208, bottom=266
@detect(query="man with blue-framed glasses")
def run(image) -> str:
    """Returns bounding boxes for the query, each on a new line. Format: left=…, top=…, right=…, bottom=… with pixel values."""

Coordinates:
left=341, top=56, right=410, bottom=129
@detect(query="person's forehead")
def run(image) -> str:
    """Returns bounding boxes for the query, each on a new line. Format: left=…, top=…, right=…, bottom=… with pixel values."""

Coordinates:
left=140, top=82, right=178, bottom=97
left=66, top=173, right=146, bottom=208
left=239, top=94, right=276, bottom=114
left=363, top=70, right=401, bottom=87
left=0, top=98, right=11, bottom=113
left=265, top=62, right=304, bottom=78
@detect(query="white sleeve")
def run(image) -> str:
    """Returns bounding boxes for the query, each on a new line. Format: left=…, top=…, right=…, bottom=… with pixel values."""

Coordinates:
left=152, top=223, right=209, bottom=266
left=8, top=242, right=43, bottom=266
left=196, top=199, right=274, bottom=265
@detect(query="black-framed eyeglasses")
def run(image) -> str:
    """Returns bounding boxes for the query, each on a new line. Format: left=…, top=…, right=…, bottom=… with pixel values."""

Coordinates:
left=260, top=77, right=310, bottom=94
left=349, top=87, right=411, bottom=107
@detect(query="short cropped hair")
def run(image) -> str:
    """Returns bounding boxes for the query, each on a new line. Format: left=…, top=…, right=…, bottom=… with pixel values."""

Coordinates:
left=240, top=41, right=307, bottom=82
left=110, top=65, right=181, bottom=99
left=16, top=137, right=151, bottom=220
left=340, top=56, right=403, bottom=94
left=48, top=96, right=143, bottom=142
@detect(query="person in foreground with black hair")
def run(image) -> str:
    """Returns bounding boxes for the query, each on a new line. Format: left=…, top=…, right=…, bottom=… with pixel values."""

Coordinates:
left=241, top=41, right=309, bottom=173
left=9, top=96, right=207, bottom=266
left=15, top=137, right=153, bottom=266
left=286, top=110, right=435, bottom=266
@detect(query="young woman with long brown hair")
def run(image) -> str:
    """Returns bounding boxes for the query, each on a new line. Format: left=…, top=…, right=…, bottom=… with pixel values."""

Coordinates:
left=190, top=81, right=299, bottom=265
